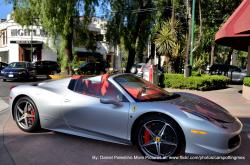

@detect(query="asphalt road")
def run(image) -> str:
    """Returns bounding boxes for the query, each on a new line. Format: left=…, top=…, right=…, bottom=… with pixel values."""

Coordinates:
left=0, top=75, right=48, bottom=102
left=0, top=78, right=249, bottom=165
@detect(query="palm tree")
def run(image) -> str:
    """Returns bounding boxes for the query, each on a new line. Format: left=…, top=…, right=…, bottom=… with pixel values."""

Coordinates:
left=154, top=19, right=180, bottom=59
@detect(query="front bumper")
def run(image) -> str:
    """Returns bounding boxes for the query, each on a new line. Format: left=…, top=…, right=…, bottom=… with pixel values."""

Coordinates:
left=183, top=117, right=242, bottom=155
left=3, top=72, right=28, bottom=80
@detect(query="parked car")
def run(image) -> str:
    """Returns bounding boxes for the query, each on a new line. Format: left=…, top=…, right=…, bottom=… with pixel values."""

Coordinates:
left=74, top=62, right=106, bottom=75
left=209, top=64, right=247, bottom=82
left=0, top=62, right=8, bottom=76
left=130, top=63, right=145, bottom=77
left=1, top=61, right=36, bottom=81
left=33, top=60, right=61, bottom=75
left=9, top=73, right=242, bottom=160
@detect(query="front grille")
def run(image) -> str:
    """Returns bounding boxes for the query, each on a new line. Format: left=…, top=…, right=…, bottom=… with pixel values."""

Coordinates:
left=228, top=135, right=240, bottom=149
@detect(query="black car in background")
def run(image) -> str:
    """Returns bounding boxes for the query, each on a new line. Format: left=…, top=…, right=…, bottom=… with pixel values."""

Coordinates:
left=1, top=62, right=37, bottom=81
left=74, top=62, right=106, bottom=75
left=0, top=62, right=8, bottom=76
left=209, top=64, right=247, bottom=82
left=33, top=60, right=61, bottom=75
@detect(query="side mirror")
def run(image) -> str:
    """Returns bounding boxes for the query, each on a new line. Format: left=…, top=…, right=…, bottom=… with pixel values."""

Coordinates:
left=100, top=97, right=122, bottom=106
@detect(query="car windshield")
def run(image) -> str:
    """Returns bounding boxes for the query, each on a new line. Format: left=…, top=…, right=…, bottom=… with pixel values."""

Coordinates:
left=8, top=62, right=27, bottom=68
left=114, top=74, right=175, bottom=102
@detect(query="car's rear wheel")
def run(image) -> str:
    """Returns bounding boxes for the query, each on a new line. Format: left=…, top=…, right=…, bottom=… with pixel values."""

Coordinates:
left=135, top=115, right=183, bottom=161
left=14, top=96, right=40, bottom=132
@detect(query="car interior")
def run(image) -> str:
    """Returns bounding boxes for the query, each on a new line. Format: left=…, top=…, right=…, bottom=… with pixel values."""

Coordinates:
left=74, top=74, right=121, bottom=100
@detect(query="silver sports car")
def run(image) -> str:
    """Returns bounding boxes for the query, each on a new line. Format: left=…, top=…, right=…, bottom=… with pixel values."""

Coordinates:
left=9, top=73, right=242, bottom=160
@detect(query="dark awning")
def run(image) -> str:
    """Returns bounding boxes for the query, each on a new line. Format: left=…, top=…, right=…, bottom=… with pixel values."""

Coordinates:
left=215, top=0, right=250, bottom=51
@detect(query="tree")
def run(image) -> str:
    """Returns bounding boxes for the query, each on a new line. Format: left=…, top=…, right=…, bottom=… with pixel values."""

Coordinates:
left=154, top=20, right=178, bottom=58
left=106, top=0, right=155, bottom=73
left=9, top=0, right=243, bottom=74
left=8, top=0, right=99, bottom=74
left=195, top=0, right=242, bottom=66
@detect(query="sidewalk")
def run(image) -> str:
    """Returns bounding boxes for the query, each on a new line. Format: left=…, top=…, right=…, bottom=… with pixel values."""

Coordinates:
left=0, top=98, right=8, bottom=112
left=165, top=86, right=250, bottom=118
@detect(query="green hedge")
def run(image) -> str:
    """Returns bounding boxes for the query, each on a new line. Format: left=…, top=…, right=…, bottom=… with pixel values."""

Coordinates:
left=244, top=77, right=250, bottom=87
left=163, top=74, right=229, bottom=91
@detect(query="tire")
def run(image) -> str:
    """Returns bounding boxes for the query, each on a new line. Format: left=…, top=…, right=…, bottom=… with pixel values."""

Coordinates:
left=51, top=71, right=57, bottom=75
left=14, top=96, right=40, bottom=132
left=135, top=115, right=183, bottom=161
left=2, top=78, right=6, bottom=82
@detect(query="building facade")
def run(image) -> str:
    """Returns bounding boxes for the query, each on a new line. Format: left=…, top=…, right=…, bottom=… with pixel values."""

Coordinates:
left=0, top=14, right=110, bottom=64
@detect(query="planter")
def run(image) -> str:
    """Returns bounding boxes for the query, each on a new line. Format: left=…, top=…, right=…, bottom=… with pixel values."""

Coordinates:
left=242, top=85, right=250, bottom=101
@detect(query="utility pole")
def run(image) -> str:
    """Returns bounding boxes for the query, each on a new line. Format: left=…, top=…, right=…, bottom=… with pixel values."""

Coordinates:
left=184, top=0, right=192, bottom=77
left=30, top=24, right=33, bottom=62
left=190, top=0, right=196, bottom=66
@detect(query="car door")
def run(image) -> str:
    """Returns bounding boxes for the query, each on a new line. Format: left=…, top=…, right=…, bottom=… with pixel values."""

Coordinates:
left=27, top=63, right=36, bottom=77
left=63, top=76, right=130, bottom=140
left=35, top=61, right=43, bottom=74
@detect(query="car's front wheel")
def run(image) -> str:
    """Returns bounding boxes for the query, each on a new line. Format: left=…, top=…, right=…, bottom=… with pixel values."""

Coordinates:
left=135, top=115, right=183, bottom=161
left=14, top=96, right=40, bottom=132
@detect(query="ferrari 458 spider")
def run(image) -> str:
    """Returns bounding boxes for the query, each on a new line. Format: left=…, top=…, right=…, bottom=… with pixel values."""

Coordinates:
left=9, top=73, right=242, bottom=160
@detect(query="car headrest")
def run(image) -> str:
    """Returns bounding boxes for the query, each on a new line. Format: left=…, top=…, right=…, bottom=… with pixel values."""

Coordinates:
left=84, top=79, right=92, bottom=88
left=101, top=74, right=109, bottom=84
left=101, top=74, right=110, bottom=96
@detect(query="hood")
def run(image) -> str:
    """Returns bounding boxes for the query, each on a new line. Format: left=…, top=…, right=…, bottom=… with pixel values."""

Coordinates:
left=168, top=92, right=235, bottom=123
left=2, top=68, right=27, bottom=72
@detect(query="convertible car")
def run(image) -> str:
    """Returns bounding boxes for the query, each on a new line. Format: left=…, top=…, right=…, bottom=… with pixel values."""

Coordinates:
left=9, top=73, right=242, bottom=160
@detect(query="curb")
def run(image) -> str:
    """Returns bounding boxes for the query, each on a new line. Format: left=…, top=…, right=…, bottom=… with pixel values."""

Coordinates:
left=0, top=98, right=9, bottom=112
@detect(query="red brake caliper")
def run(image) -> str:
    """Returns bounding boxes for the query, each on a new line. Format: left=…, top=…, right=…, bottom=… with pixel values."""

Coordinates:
left=31, top=110, right=35, bottom=123
left=144, top=130, right=151, bottom=144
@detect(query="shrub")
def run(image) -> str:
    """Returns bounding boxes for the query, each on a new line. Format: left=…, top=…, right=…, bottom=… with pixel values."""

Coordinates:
left=244, top=77, right=250, bottom=87
left=163, top=73, right=229, bottom=91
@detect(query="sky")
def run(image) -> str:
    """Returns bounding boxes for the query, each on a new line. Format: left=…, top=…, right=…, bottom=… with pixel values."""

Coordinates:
left=0, top=1, right=108, bottom=19
left=0, top=0, right=13, bottom=19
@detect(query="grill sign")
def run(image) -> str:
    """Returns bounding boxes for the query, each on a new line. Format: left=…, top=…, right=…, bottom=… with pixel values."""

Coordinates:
left=11, top=29, right=47, bottom=37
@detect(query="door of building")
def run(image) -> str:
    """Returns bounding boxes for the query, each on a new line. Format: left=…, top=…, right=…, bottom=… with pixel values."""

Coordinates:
left=19, top=43, right=42, bottom=62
